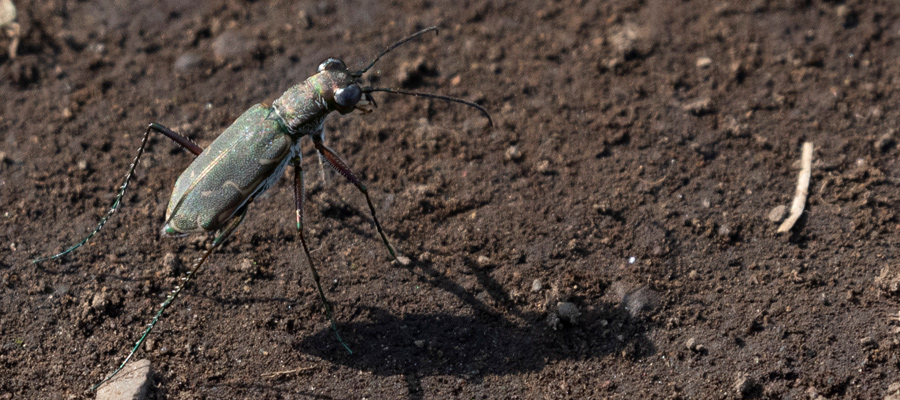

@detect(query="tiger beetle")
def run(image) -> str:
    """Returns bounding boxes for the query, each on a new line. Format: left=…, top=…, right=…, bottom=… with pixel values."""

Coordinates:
left=33, top=26, right=492, bottom=390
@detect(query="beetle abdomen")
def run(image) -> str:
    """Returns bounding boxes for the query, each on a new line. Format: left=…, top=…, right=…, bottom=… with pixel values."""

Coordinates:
left=164, top=104, right=293, bottom=234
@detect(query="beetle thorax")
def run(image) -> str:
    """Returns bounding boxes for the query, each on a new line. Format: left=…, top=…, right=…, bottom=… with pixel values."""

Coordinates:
left=272, top=71, right=353, bottom=137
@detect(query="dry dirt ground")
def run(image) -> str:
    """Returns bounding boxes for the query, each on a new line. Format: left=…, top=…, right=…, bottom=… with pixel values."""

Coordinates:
left=3, top=0, right=900, bottom=399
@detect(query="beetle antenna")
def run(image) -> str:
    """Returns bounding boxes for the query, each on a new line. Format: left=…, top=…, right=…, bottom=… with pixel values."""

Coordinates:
left=354, top=26, right=439, bottom=76
left=364, top=87, right=493, bottom=127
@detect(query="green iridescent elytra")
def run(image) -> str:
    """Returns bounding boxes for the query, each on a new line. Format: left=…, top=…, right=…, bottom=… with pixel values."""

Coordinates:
left=164, top=105, right=292, bottom=234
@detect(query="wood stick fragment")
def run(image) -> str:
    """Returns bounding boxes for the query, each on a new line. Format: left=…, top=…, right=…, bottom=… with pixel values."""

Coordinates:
left=777, top=142, right=813, bottom=233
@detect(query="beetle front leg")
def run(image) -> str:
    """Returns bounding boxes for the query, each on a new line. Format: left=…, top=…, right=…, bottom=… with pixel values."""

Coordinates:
left=292, top=157, right=352, bottom=354
left=311, top=136, right=405, bottom=264
left=33, top=123, right=205, bottom=263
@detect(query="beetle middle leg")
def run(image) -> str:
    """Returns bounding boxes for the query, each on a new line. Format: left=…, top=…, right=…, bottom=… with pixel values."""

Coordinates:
left=311, top=134, right=403, bottom=263
left=293, top=156, right=352, bottom=353
left=33, top=123, right=202, bottom=263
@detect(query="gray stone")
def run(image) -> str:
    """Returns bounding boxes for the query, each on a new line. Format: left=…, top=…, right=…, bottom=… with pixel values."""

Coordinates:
left=95, top=359, right=151, bottom=400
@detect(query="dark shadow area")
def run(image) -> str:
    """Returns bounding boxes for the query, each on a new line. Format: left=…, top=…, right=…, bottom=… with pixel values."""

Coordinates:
left=289, top=254, right=656, bottom=400
left=298, top=303, right=655, bottom=400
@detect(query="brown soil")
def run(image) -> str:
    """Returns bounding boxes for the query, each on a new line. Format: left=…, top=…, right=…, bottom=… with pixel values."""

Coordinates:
left=3, top=0, right=900, bottom=398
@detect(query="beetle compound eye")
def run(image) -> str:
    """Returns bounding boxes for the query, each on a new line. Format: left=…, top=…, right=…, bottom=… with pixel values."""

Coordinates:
left=317, top=58, right=347, bottom=72
left=335, top=85, right=362, bottom=108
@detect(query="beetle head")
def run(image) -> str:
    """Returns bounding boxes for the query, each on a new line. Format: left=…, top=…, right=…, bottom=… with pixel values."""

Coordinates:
left=316, top=57, right=375, bottom=115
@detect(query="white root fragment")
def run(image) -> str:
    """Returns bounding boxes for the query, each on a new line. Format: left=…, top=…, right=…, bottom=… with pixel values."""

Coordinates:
left=777, top=142, right=813, bottom=233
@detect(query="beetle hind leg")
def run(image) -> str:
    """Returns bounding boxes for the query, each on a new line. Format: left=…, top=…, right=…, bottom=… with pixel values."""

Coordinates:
left=33, top=123, right=203, bottom=264
left=92, top=206, right=247, bottom=391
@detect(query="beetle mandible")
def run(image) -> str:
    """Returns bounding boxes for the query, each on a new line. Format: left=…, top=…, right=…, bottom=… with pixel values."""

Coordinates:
left=33, top=26, right=492, bottom=390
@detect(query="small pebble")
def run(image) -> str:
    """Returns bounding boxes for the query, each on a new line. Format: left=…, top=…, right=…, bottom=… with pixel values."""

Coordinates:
left=90, top=291, right=107, bottom=311
left=162, top=252, right=180, bottom=276
left=835, top=4, right=850, bottom=18
left=95, top=359, right=151, bottom=400
left=696, top=57, right=712, bottom=68
left=557, top=302, right=580, bottom=324
left=767, top=205, right=787, bottom=223
left=174, top=51, right=205, bottom=73
left=414, top=340, right=425, bottom=348
left=505, top=146, right=523, bottom=161
left=683, top=97, right=713, bottom=115
left=685, top=337, right=697, bottom=351
left=476, top=255, right=492, bottom=267
left=395, top=256, right=411, bottom=266
left=531, top=279, right=542, bottom=293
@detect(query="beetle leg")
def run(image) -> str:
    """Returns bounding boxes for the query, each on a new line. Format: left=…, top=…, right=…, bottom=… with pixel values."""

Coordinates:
left=93, top=206, right=247, bottom=391
left=149, top=122, right=203, bottom=156
left=292, top=157, right=352, bottom=354
left=314, top=128, right=329, bottom=186
left=311, top=136, right=403, bottom=263
left=33, top=123, right=205, bottom=263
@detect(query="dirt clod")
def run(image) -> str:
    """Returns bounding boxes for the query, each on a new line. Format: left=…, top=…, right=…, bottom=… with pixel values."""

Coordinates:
left=875, top=267, right=900, bottom=296
left=734, top=373, right=756, bottom=397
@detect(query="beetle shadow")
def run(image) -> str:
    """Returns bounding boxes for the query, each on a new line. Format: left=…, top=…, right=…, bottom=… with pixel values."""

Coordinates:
left=298, top=304, right=655, bottom=400
left=294, top=259, right=657, bottom=400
